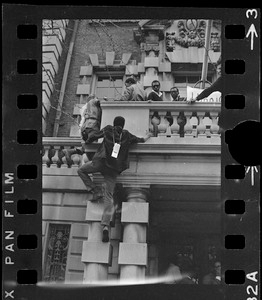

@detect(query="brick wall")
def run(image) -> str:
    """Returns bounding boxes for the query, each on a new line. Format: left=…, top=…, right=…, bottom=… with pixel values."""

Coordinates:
left=44, top=20, right=74, bottom=137
left=45, top=20, right=141, bottom=137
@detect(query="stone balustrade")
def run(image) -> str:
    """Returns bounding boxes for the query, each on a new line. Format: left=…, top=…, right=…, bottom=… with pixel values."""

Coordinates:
left=43, top=102, right=221, bottom=168
left=100, top=101, right=221, bottom=139
left=71, top=101, right=221, bottom=138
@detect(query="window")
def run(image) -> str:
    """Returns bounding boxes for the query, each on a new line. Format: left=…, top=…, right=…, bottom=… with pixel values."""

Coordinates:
left=96, top=75, right=123, bottom=100
left=43, top=223, right=71, bottom=282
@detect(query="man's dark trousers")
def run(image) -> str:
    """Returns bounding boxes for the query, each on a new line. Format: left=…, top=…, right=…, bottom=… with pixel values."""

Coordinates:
left=77, top=159, right=118, bottom=226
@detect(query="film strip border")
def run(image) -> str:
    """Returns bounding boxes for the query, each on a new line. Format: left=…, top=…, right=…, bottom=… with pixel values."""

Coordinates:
left=3, top=6, right=42, bottom=300
left=222, top=8, right=260, bottom=300
left=2, top=6, right=260, bottom=300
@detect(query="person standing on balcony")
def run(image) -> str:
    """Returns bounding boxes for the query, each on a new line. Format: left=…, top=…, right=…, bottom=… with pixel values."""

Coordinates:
left=62, top=94, right=104, bottom=161
left=170, top=86, right=186, bottom=102
left=147, top=80, right=163, bottom=102
left=130, top=73, right=144, bottom=93
left=116, top=77, right=147, bottom=101
left=147, top=80, right=163, bottom=136
left=77, top=116, right=152, bottom=242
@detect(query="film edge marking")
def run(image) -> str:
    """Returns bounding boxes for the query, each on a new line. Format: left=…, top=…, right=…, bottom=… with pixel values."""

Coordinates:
left=3, top=172, right=15, bottom=299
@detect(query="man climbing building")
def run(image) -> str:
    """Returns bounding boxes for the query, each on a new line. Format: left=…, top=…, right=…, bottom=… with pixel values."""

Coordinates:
left=77, top=116, right=152, bottom=242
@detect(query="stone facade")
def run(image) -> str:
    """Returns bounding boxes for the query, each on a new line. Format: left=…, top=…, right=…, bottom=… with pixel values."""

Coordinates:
left=42, top=19, right=222, bottom=283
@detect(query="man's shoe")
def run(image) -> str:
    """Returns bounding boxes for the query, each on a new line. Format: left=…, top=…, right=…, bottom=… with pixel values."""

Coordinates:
left=102, top=226, right=109, bottom=243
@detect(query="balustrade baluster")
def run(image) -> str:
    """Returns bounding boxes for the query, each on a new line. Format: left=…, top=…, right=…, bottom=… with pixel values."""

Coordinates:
left=50, top=146, right=60, bottom=168
left=61, top=147, right=70, bottom=168
left=148, top=118, right=154, bottom=135
left=170, top=112, right=179, bottom=137
left=203, top=116, right=212, bottom=138
left=42, top=146, right=50, bottom=167
left=197, top=112, right=206, bottom=138
left=184, top=112, right=193, bottom=138
left=190, top=115, right=199, bottom=138
left=210, top=112, right=220, bottom=134
left=71, top=154, right=81, bottom=169
left=61, top=155, right=68, bottom=168
left=210, top=112, right=221, bottom=143
left=151, top=112, right=160, bottom=137
left=157, top=113, right=168, bottom=136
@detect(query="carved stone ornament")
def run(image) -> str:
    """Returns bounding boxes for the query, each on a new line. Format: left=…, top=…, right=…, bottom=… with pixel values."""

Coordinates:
left=166, top=20, right=221, bottom=52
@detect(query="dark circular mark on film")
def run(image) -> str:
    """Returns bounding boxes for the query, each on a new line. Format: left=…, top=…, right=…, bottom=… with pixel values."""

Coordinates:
left=225, top=120, right=261, bottom=166
left=17, top=234, right=38, bottom=249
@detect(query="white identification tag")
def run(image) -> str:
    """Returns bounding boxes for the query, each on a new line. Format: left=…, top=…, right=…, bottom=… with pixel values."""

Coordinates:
left=111, top=143, right=120, bottom=158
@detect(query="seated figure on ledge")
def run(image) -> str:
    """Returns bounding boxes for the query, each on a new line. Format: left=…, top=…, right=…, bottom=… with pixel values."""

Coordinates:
left=62, top=94, right=104, bottom=161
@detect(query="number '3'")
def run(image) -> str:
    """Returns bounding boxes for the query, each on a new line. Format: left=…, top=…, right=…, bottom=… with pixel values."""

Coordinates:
left=246, top=9, right=258, bottom=19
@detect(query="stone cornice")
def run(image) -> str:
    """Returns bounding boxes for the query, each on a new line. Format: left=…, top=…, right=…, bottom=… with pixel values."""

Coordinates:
left=95, top=173, right=221, bottom=187
left=100, top=101, right=221, bottom=112
left=43, top=137, right=220, bottom=155
left=42, top=167, right=220, bottom=189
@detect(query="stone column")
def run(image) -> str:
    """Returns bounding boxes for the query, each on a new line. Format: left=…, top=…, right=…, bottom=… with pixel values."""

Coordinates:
left=143, top=45, right=160, bottom=92
left=81, top=199, right=113, bottom=283
left=119, top=186, right=150, bottom=280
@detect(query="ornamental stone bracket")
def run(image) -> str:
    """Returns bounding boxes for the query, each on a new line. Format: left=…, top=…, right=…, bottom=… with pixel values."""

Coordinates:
left=133, top=25, right=166, bottom=45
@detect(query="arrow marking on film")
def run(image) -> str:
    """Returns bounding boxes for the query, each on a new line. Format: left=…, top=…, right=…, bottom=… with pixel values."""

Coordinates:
left=246, top=166, right=258, bottom=186
left=246, top=24, right=258, bottom=50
